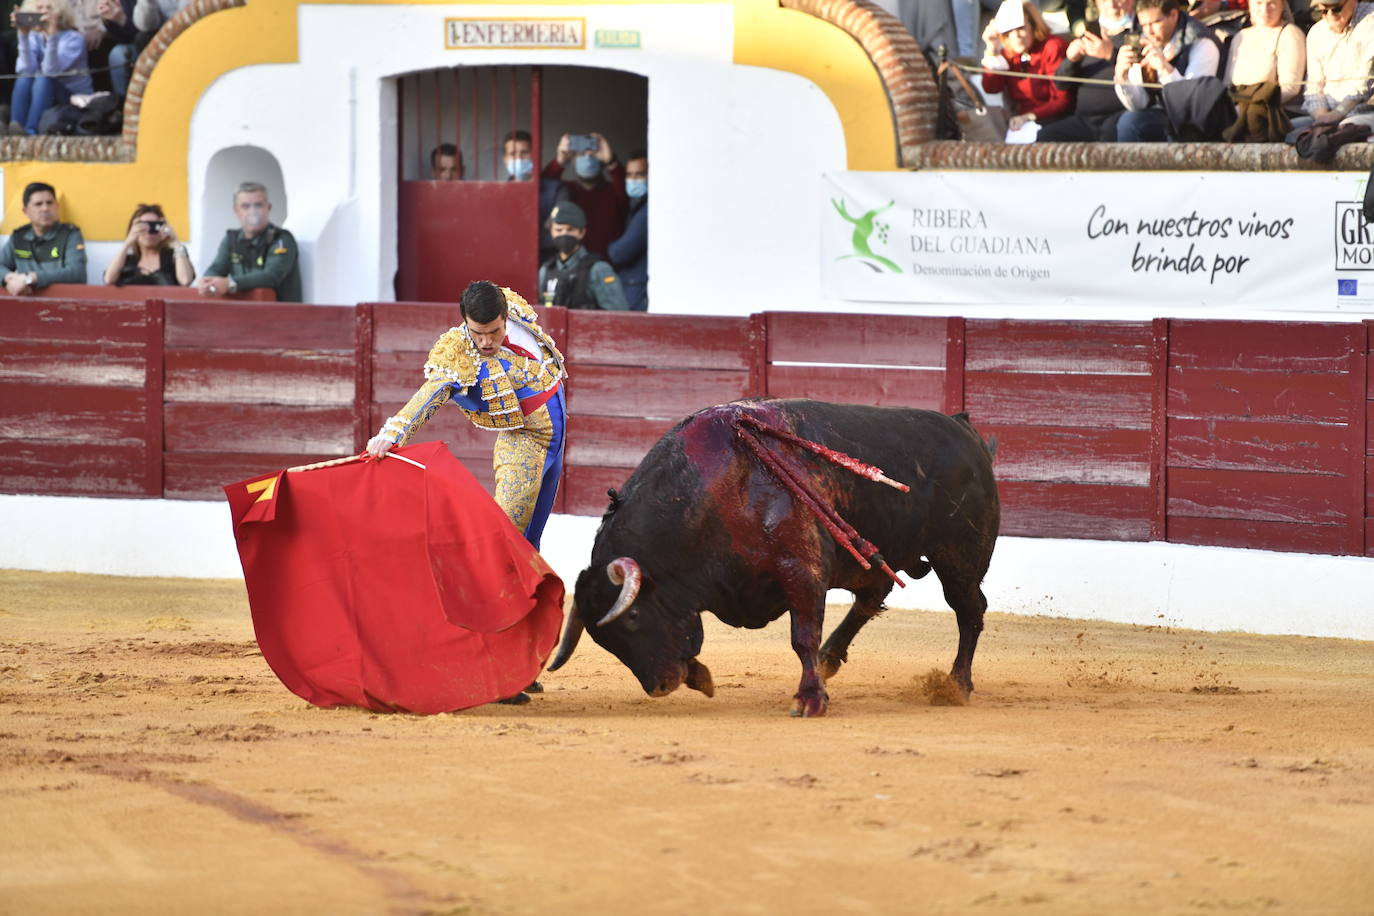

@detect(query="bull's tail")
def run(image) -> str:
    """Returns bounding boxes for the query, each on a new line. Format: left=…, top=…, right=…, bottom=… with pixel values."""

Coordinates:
left=950, top=412, right=998, bottom=462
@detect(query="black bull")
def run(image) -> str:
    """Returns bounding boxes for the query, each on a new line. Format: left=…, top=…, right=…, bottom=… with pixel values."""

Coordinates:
left=548, top=398, right=1000, bottom=717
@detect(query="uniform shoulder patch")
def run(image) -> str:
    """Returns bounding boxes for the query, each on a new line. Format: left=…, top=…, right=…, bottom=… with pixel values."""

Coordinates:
left=272, top=247, right=288, bottom=255
left=75, top=243, right=85, bottom=250
left=603, top=275, right=617, bottom=284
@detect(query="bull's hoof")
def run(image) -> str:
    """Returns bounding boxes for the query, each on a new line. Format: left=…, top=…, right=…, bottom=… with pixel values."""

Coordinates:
left=817, top=652, right=843, bottom=682
left=789, top=692, right=829, bottom=717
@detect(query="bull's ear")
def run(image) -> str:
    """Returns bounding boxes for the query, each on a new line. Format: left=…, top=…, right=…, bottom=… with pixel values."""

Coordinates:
left=606, top=488, right=621, bottom=511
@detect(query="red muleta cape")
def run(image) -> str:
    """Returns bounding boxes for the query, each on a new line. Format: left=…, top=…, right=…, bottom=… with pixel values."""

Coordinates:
left=224, top=441, right=565, bottom=714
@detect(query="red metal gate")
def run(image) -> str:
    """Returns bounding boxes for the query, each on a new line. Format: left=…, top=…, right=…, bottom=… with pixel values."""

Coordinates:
left=396, top=66, right=542, bottom=302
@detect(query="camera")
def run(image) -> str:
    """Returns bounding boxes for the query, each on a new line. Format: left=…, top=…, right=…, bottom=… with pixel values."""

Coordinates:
left=568, top=134, right=597, bottom=153
left=15, top=11, right=43, bottom=28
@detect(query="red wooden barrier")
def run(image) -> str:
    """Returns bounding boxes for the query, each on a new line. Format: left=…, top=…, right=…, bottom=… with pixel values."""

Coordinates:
left=1165, top=321, right=1365, bottom=556
left=561, top=310, right=756, bottom=515
left=161, top=301, right=356, bottom=498
left=2, top=297, right=1371, bottom=560
left=963, top=320, right=1155, bottom=541
left=0, top=297, right=161, bottom=497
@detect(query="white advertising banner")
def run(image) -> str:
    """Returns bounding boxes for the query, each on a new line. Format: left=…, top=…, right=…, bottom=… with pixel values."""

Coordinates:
left=822, top=171, right=1374, bottom=313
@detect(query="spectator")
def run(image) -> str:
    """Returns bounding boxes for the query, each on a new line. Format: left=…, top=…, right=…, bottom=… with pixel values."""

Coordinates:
left=607, top=149, right=647, bottom=312
left=430, top=142, right=463, bottom=180
left=541, top=131, right=626, bottom=257
left=980, top=1, right=1073, bottom=135
left=93, top=0, right=133, bottom=98
left=1, top=180, right=87, bottom=294
left=1224, top=0, right=1305, bottom=123
left=1, top=0, right=20, bottom=123
left=505, top=128, right=569, bottom=264
left=7, top=0, right=92, bottom=136
left=1039, top=0, right=1139, bottom=142
left=1113, top=0, right=1220, bottom=141
left=538, top=201, right=629, bottom=311
left=1289, top=0, right=1374, bottom=137
left=102, top=203, right=194, bottom=287
left=131, top=0, right=189, bottom=34
left=197, top=181, right=302, bottom=302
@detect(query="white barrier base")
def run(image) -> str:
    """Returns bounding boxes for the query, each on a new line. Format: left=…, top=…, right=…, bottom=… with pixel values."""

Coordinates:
left=3, top=493, right=1371, bottom=640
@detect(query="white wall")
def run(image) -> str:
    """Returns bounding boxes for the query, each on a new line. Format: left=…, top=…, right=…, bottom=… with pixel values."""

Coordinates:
left=182, top=3, right=837, bottom=310
left=5, top=493, right=1371, bottom=640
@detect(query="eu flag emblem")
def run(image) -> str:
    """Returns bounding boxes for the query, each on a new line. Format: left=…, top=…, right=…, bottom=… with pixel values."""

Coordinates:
left=1338, top=278, right=1358, bottom=296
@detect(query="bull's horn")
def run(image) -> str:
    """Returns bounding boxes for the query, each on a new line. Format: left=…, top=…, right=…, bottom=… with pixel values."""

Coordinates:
left=547, top=606, right=585, bottom=672
left=597, top=557, right=642, bottom=626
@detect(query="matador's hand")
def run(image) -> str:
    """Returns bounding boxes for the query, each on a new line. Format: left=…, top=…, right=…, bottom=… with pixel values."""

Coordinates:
left=366, top=434, right=394, bottom=460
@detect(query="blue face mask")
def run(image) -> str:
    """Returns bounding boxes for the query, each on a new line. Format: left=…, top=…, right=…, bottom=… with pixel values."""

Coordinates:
left=626, top=178, right=647, bottom=199
left=574, top=153, right=601, bottom=179
left=505, top=157, right=534, bottom=180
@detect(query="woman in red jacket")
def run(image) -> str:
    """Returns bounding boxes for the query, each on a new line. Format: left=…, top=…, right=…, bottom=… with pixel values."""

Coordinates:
left=980, top=0, right=1073, bottom=133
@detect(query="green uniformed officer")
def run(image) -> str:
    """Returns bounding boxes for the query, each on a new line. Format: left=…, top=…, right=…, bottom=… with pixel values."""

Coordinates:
left=197, top=181, right=303, bottom=302
left=1, top=182, right=88, bottom=296
left=538, top=201, right=630, bottom=311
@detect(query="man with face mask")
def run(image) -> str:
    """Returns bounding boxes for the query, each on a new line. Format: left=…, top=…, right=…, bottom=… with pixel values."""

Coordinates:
left=505, top=128, right=569, bottom=265
left=538, top=201, right=629, bottom=311
left=198, top=181, right=302, bottom=302
left=540, top=131, right=627, bottom=258
left=607, top=150, right=648, bottom=312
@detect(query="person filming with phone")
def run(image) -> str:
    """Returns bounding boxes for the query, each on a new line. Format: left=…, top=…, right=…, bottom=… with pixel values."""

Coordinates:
left=7, top=0, right=92, bottom=136
left=1112, top=0, right=1220, bottom=141
left=541, top=131, right=627, bottom=258
left=102, top=204, right=195, bottom=287
left=1038, top=0, right=1139, bottom=142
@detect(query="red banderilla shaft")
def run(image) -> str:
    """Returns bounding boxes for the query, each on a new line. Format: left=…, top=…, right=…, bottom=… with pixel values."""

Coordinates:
left=737, top=413, right=909, bottom=492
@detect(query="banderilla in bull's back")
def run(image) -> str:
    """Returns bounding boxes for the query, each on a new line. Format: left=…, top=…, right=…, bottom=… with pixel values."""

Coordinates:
left=548, top=398, right=1000, bottom=718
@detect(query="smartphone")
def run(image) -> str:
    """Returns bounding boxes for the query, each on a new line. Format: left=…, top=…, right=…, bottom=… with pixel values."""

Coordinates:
left=15, top=11, right=43, bottom=28
left=568, top=134, right=597, bottom=153
left=1124, top=33, right=1142, bottom=52
left=1084, top=19, right=1102, bottom=37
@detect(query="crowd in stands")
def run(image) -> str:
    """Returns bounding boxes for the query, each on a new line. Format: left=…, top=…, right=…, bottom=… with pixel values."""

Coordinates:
left=427, top=129, right=649, bottom=311
left=927, top=0, right=1374, bottom=150
left=0, top=0, right=191, bottom=136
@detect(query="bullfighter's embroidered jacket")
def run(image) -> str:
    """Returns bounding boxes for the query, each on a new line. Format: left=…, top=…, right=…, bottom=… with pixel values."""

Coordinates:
left=379, top=288, right=566, bottom=444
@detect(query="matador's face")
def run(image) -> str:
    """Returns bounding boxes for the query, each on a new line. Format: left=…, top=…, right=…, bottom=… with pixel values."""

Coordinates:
left=465, top=315, right=507, bottom=359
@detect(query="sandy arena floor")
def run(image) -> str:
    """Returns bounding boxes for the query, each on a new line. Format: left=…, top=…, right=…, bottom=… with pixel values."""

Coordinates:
left=1, top=569, right=1371, bottom=915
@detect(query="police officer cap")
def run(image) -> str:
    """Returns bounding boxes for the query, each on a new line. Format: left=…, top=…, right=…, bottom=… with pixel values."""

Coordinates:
left=550, top=201, right=587, bottom=229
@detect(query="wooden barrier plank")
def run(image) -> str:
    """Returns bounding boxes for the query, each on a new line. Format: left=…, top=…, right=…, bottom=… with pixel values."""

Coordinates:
left=163, top=403, right=354, bottom=454
left=566, top=414, right=677, bottom=467
left=0, top=441, right=148, bottom=497
left=996, top=480, right=1151, bottom=541
left=143, top=300, right=164, bottom=498
left=942, top=316, right=965, bottom=415
left=1169, top=320, right=1353, bottom=370
left=1, top=383, right=147, bottom=442
left=1367, top=518, right=1374, bottom=557
left=371, top=351, right=432, bottom=403
left=562, top=464, right=634, bottom=517
left=765, top=313, right=948, bottom=367
left=353, top=303, right=374, bottom=454
left=1342, top=329, right=1367, bottom=555
left=1367, top=463, right=1373, bottom=517
left=982, top=425, right=1150, bottom=485
left=965, top=372, right=1152, bottom=428
left=0, top=298, right=147, bottom=343
left=1168, top=517, right=1347, bottom=555
left=965, top=320, right=1153, bottom=374
left=165, top=348, right=354, bottom=405
left=370, top=302, right=460, bottom=351
left=0, top=339, right=146, bottom=386
left=1167, top=417, right=1350, bottom=475
left=566, top=366, right=750, bottom=420
left=765, top=365, right=945, bottom=409
left=569, top=312, right=752, bottom=369
left=1166, top=468, right=1349, bottom=525
left=164, top=301, right=354, bottom=349
left=1150, top=318, right=1169, bottom=541
left=1168, top=368, right=1350, bottom=423
left=1366, top=353, right=1374, bottom=399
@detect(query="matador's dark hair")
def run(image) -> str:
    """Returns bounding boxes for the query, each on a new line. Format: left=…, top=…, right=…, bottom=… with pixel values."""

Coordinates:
left=459, top=280, right=509, bottom=324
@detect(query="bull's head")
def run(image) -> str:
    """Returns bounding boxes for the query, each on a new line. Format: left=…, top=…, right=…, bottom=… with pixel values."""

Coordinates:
left=548, top=557, right=714, bottom=699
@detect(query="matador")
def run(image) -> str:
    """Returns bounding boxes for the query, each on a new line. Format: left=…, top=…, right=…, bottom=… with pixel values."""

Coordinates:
left=366, top=280, right=567, bottom=550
